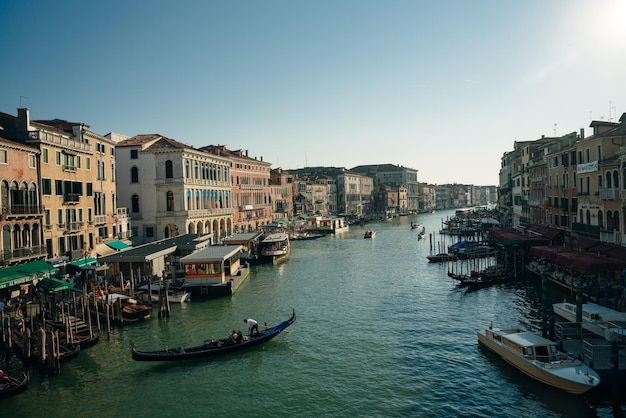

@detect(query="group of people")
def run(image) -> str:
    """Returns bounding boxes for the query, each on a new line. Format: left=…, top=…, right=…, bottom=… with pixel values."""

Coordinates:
left=225, top=318, right=263, bottom=344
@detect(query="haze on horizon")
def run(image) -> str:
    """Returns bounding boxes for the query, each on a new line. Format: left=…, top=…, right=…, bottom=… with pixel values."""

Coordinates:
left=2, top=0, right=626, bottom=186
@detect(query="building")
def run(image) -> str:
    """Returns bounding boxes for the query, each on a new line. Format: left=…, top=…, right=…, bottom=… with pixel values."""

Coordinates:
left=269, top=168, right=294, bottom=220
left=200, top=145, right=272, bottom=233
left=0, top=137, right=45, bottom=266
left=350, top=164, right=419, bottom=213
left=116, top=135, right=234, bottom=244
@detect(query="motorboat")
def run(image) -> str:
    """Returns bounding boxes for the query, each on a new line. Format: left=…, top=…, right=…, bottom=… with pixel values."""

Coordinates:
left=552, top=301, right=626, bottom=342
left=138, top=284, right=191, bottom=303
left=364, top=230, right=376, bottom=239
left=260, top=232, right=291, bottom=263
left=477, top=325, right=600, bottom=394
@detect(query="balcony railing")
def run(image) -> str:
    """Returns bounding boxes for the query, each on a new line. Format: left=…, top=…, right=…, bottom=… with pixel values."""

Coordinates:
left=2, top=204, right=44, bottom=218
left=0, top=245, right=48, bottom=265
left=571, top=222, right=600, bottom=238
left=59, top=222, right=84, bottom=233
left=599, top=188, right=619, bottom=200
left=94, top=214, right=108, bottom=225
left=63, top=193, right=80, bottom=204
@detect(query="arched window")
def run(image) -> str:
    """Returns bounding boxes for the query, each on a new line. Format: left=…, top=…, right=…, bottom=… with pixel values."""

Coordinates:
left=165, top=160, right=174, bottom=178
left=131, top=194, right=140, bottom=213
left=194, top=162, right=199, bottom=179
left=613, top=170, right=619, bottom=189
left=166, top=191, right=174, bottom=211
left=185, top=160, right=190, bottom=178
left=606, top=172, right=612, bottom=189
left=131, top=167, right=139, bottom=183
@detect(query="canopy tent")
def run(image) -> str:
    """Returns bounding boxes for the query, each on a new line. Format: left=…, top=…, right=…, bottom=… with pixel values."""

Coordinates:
left=36, top=277, right=81, bottom=293
left=531, top=245, right=626, bottom=275
left=106, top=240, right=132, bottom=251
left=69, top=257, right=98, bottom=268
left=0, top=260, right=57, bottom=290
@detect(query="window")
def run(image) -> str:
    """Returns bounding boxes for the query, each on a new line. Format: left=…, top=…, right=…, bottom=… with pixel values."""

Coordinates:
left=165, top=160, right=173, bottom=178
left=145, top=227, right=154, bottom=238
left=42, top=179, right=52, bottom=195
left=86, top=182, right=93, bottom=196
left=28, top=154, right=36, bottom=168
left=166, top=191, right=174, bottom=211
left=131, top=167, right=139, bottom=183
left=43, top=148, right=49, bottom=163
left=55, top=180, right=63, bottom=195
left=86, top=157, right=91, bottom=170
left=56, top=151, right=61, bottom=165
left=130, top=149, right=138, bottom=159
left=131, top=194, right=140, bottom=213
left=0, top=150, right=7, bottom=164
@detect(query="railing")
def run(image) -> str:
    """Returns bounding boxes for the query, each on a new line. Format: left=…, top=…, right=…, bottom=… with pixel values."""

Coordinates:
left=599, top=229, right=621, bottom=245
left=94, top=214, right=108, bottom=225
left=599, top=188, right=619, bottom=200
left=0, top=245, right=48, bottom=264
left=571, top=222, right=600, bottom=238
left=59, top=222, right=84, bottom=232
left=2, top=205, right=44, bottom=217
left=63, top=193, right=80, bottom=204
left=28, top=130, right=92, bottom=152
left=63, top=165, right=77, bottom=172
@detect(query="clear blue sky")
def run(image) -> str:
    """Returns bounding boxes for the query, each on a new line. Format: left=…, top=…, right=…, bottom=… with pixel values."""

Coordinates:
left=2, top=1, right=625, bottom=186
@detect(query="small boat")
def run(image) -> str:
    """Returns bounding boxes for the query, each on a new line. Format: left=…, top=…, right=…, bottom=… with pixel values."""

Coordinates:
left=138, top=284, right=191, bottom=304
left=130, top=310, right=296, bottom=361
left=553, top=302, right=626, bottom=342
left=0, top=371, right=29, bottom=399
left=427, top=253, right=458, bottom=263
left=364, top=230, right=376, bottom=239
left=101, top=293, right=152, bottom=322
left=477, top=325, right=600, bottom=394
left=259, top=233, right=291, bottom=263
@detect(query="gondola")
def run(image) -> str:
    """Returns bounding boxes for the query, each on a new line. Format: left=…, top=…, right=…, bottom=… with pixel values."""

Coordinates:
left=0, top=371, right=29, bottom=399
left=130, top=310, right=296, bottom=361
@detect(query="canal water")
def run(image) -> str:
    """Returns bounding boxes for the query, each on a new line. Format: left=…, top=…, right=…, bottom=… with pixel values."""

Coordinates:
left=3, top=210, right=625, bottom=417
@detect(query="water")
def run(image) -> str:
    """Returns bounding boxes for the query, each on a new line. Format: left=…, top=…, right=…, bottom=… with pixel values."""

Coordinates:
left=3, top=210, right=625, bottom=417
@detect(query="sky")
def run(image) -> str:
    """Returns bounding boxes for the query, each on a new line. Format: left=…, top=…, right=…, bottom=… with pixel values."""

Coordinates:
left=2, top=1, right=626, bottom=186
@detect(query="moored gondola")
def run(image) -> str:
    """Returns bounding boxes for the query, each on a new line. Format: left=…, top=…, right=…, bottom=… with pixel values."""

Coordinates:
left=0, top=371, right=29, bottom=399
left=130, top=310, right=296, bottom=361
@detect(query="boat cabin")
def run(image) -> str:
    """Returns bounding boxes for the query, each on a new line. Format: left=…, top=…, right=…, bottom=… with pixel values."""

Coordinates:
left=179, top=245, right=243, bottom=288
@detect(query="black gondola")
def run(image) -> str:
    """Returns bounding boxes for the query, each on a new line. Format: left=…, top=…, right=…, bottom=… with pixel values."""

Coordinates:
left=0, top=371, right=29, bottom=399
left=130, top=310, right=296, bottom=361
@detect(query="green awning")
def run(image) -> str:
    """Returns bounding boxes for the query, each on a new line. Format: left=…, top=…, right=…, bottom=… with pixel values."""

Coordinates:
left=106, top=240, right=131, bottom=251
left=69, top=257, right=98, bottom=268
left=36, top=277, right=80, bottom=293
left=0, top=260, right=57, bottom=290
left=275, top=219, right=288, bottom=223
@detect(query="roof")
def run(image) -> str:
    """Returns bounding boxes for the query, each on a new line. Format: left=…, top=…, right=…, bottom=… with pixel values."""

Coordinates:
left=107, top=240, right=132, bottom=251
left=503, top=331, right=553, bottom=348
left=530, top=246, right=626, bottom=274
left=180, top=245, right=242, bottom=263
left=36, top=277, right=80, bottom=293
left=98, top=234, right=209, bottom=263
left=223, top=232, right=263, bottom=243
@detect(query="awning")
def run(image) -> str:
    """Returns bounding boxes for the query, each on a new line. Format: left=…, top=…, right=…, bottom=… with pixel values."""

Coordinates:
left=69, top=257, right=98, bottom=268
left=96, top=243, right=117, bottom=256
left=106, top=240, right=132, bottom=251
left=0, top=260, right=57, bottom=290
left=36, top=277, right=80, bottom=293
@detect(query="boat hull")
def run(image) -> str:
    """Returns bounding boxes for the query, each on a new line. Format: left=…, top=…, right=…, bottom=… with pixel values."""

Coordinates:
left=477, top=329, right=600, bottom=394
left=131, top=310, right=296, bottom=361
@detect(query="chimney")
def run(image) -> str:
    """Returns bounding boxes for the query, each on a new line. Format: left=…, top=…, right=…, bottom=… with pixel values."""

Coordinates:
left=17, top=108, right=30, bottom=140
left=245, top=150, right=248, bottom=157
left=579, top=128, right=584, bottom=138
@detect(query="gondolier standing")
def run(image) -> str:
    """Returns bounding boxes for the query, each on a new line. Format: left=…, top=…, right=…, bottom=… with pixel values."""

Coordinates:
left=244, top=318, right=262, bottom=338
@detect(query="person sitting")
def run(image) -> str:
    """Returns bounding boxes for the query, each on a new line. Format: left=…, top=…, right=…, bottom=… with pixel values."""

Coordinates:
left=244, top=318, right=262, bottom=338
left=235, top=330, right=244, bottom=343
left=228, top=330, right=238, bottom=343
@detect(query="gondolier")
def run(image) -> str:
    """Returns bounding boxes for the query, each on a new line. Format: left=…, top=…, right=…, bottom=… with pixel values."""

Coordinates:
left=244, top=318, right=262, bottom=337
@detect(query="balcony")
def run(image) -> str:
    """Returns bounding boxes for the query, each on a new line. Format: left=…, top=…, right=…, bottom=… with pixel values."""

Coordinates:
left=63, top=193, right=80, bottom=204
left=571, top=222, right=600, bottom=238
left=94, top=214, right=108, bottom=225
left=599, top=230, right=622, bottom=245
left=2, top=204, right=44, bottom=219
left=63, top=165, right=77, bottom=172
left=599, top=188, right=619, bottom=200
left=0, top=245, right=48, bottom=265
left=59, top=222, right=84, bottom=233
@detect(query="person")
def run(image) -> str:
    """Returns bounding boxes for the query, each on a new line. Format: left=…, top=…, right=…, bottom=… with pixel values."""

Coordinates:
left=244, top=318, right=262, bottom=338
left=235, top=330, right=244, bottom=343
left=228, top=330, right=238, bottom=342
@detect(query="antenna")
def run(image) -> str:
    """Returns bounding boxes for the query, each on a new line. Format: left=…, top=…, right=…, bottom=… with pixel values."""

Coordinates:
left=609, top=101, right=612, bottom=122
left=554, top=123, right=557, bottom=136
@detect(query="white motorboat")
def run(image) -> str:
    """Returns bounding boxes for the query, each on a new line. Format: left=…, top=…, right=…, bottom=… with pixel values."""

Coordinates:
left=477, top=325, right=600, bottom=394
left=553, top=301, right=626, bottom=342
left=260, top=232, right=291, bottom=263
left=138, top=284, right=191, bottom=303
